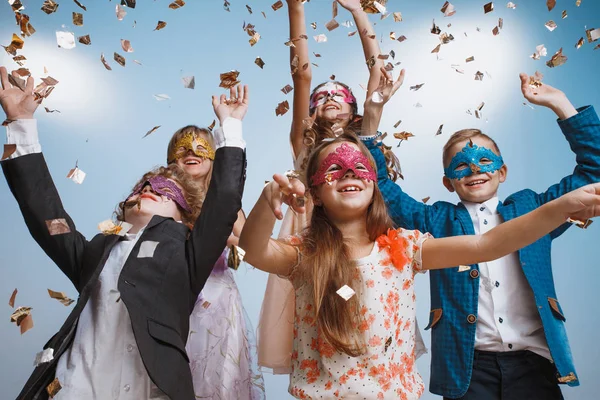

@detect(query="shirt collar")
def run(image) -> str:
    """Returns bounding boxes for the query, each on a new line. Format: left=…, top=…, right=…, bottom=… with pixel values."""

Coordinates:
left=461, top=196, right=499, bottom=218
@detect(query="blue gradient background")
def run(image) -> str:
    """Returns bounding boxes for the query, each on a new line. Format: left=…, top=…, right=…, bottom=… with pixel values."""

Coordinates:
left=1, top=1, right=598, bottom=398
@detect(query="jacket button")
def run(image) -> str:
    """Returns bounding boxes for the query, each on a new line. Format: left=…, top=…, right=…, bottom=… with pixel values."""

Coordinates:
left=467, top=314, right=477, bottom=324
left=470, top=270, right=480, bottom=279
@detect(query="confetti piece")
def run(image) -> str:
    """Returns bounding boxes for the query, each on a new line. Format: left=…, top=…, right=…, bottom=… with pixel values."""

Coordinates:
left=566, top=217, right=593, bottom=229
left=530, top=44, right=547, bottom=60
left=410, top=83, right=425, bottom=91
left=547, top=0, right=556, bottom=11
left=436, top=124, right=443, bottom=136
left=281, top=84, right=293, bottom=94
left=72, top=12, right=83, bottom=26
left=121, top=39, right=133, bottom=53
left=393, top=120, right=402, bottom=128
left=41, top=0, right=59, bottom=14
left=1, top=144, right=16, bottom=160
left=507, top=1, right=516, bottom=8
left=314, top=34, right=328, bottom=43
left=66, top=165, right=86, bottom=184
left=15, top=13, right=36, bottom=37
left=47, top=289, right=75, bottom=306
left=586, top=28, right=600, bottom=43
left=546, top=47, right=567, bottom=68
left=276, top=100, right=289, bottom=116
left=492, top=26, right=500, bottom=36
left=575, top=37, right=584, bottom=49
left=393, top=12, right=402, bottom=22
left=475, top=71, right=484, bottom=81
left=33, top=348, right=54, bottom=367
left=561, top=10, right=567, bottom=19
left=153, top=94, right=170, bottom=101
left=576, top=0, right=581, bottom=5
left=44, top=107, right=60, bottom=113
left=336, top=285, right=355, bottom=301
left=154, top=21, right=167, bottom=31
left=249, top=32, right=261, bottom=46
left=10, top=306, right=33, bottom=334
left=271, top=1, right=283, bottom=11
left=168, top=0, right=185, bottom=9
left=98, top=220, right=134, bottom=236
left=326, top=19, right=339, bottom=31
left=441, top=1, right=456, bottom=17
left=114, top=52, right=126, bottom=67
left=46, top=219, right=70, bottom=235
left=56, top=30, right=76, bottom=50
left=431, top=44, right=441, bottom=53
left=466, top=56, right=475, bottom=63
left=46, top=378, right=62, bottom=397
left=78, top=34, right=91, bottom=45
left=8, top=288, right=17, bottom=308
left=70, top=0, right=86, bottom=11
left=458, top=265, right=471, bottom=272
left=483, top=3, right=494, bottom=13
left=227, top=245, right=246, bottom=270
left=219, top=70, right=240, bottom=89
left=181, top=76, right=195, bottom=89
left=100, top=53, right=112, bottom=70
left=255, top=56, right=265, bottom=69
left=8, top=74, right=26, bottom=91
left=414, top=102, right=423, bottom=108
left=545, top=20, right=557, bottom=31
left=384, top=336, right=392, bottom=352
left=116, top=4, right=127, bottom=21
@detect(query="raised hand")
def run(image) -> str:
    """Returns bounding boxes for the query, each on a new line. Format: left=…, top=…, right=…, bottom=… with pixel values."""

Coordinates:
left=366, top=67, right=405, bottom=109
left=212, top=84, right=249, bottom=123
left=0, top=66, right=40, bottom=120
left=519, top=72, right=577, bottom=119
left=337, top=0, right=363, bottom=13
left=262, top=173, right=306, bottom=220
left=555, top=183, right=600, bottom=224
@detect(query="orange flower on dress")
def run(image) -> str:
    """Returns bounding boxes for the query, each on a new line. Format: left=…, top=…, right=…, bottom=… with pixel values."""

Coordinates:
left=377, top=229, right=410, bottom=271
left=377, top=392, right=384, bottom=399
left=402, top=279, right=412, bottom=290
left=324, top=381, right=333, bottom=390
left=339, top=374, right=349, bottom=384
left=369, top=335, right=382, bottom=346
left=366, top=279, right=375, bottom=288
left=381, top=267, right=393, bottom=280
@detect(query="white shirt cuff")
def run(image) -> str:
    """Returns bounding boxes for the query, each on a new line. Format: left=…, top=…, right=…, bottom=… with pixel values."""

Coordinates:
left=6, top=119, right=41, bottom=158
left=213, top=117, right=245, bottom=150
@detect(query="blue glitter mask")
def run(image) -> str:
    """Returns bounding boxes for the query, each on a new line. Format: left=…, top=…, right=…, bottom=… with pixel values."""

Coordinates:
left=444, top=141, right=504, bottom=180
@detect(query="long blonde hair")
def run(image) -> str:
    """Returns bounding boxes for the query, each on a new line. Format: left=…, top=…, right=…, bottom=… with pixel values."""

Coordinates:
left=296, top=133, right=394, bottom=356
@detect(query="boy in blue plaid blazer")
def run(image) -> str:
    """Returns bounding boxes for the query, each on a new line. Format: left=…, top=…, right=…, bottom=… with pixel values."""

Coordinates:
left=359, top=72, right=600, bottom=400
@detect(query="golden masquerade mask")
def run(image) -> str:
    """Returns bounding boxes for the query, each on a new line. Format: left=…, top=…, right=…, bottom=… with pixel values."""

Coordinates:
left=168, top=132, right=215, bottom=164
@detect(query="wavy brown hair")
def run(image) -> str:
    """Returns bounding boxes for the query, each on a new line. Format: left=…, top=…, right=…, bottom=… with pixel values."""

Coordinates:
left=303, top=81, right=402, bottom=182
left=115, top=164, right=203, bottom=228
left=295, top=133, right=394, bottom=356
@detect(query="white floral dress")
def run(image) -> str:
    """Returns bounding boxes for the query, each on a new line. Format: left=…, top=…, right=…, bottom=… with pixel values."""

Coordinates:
left=288, top=229, right=431, bottom=400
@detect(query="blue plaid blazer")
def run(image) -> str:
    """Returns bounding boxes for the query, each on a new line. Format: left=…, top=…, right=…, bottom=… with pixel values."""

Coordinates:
left=363, top=106, right=600, bottom=398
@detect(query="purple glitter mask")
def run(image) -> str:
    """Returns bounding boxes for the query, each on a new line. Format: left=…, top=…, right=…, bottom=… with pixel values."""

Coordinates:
left=310, top=143, right=377, bottom=186
left=127, top=175, right=191, bottom=213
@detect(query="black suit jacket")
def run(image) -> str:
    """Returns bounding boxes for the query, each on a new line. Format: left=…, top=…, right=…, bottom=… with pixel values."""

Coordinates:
left=2, top=146, right=245, bottom=400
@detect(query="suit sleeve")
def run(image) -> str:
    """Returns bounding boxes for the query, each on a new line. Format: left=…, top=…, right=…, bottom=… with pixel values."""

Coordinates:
left=1, top=153, right=89, bottom=290
left=363, top=138, right=431, bottom=232
left=186, top=146, right=245, bottom=296
left=535, top=106, right=600, bottom=239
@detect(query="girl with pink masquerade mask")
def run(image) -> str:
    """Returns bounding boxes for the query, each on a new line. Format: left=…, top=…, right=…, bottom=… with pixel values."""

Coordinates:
left=257, top=0, right=401, bottom=375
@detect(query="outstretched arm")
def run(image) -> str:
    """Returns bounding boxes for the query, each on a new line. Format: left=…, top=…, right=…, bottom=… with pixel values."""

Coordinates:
left=187, top=86, right=248, bottom=295
left=338, top=0, right=385, bottom=95
left=520, top=73, right=600, bottom=239
left=288, top=0, right=312, bottom=158
left=240, top=174, right=305, bottom=275
left=0, top=66, right=88, bottom=289
left=422, top=183, right=600, bottom=270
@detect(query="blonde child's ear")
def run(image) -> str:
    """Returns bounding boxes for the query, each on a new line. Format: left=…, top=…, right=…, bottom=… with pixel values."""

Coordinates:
left=442, top=176, right=455, bottom=193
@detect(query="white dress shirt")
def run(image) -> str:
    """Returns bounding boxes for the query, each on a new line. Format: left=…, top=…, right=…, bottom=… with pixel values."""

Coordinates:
left=462, top=197, right=552, bottom=361
left=5, top=117, right=246, bottom=399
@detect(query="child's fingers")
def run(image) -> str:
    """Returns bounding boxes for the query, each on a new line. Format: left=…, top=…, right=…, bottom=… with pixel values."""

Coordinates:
left=229, top=86, right=235, bottom=101
left=519, top=73, right=529, bottom=95
left=242, top=84, right=249, bottom=104
left=268, top=184, right=284, bottom=219
left=220, top=94, right=227, bottom=104
left=211, top=95, right=219, bottom=109
left=289, top=177, right=306, bottom=198
left=25, top=75, right=34, bottom=94
left=236, top=84, right=243, bottom=103
left=0, top=66, right=8, bottom=91
left=273, top=173, right=292, bottom=194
